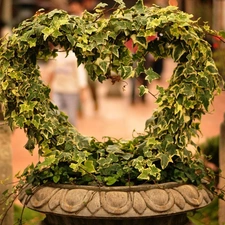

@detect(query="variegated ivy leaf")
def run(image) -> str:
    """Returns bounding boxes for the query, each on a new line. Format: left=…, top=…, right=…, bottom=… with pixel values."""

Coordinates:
left=138, top=85, right=149, bottom=97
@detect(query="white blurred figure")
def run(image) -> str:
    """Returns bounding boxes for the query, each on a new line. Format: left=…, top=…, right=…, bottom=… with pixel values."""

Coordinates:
left=47, top=50, right=88, bottom=126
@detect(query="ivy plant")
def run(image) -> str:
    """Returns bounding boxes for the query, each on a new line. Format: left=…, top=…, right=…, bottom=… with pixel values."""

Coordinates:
left=0, top=0, right=225, bottom=218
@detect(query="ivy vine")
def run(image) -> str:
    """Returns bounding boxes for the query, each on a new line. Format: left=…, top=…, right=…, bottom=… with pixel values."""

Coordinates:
left=0, top=0, right=224, bottom=204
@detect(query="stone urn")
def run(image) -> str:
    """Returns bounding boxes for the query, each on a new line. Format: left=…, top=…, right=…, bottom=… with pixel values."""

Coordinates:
left=19, top=182, right=213, bottom=225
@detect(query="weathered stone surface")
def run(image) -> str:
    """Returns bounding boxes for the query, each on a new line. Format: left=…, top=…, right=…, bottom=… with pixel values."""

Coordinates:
left=219, top=113, right=225, bottom=224
left=0, top=124, right=13, bottom=225
left=19, top=182, right=213, bottom=221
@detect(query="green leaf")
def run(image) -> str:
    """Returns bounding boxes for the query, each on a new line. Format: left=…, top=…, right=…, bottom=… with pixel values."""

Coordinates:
left=27, top=38, right=37, bottom=47
left=57, top=136, right=66, bottom=146
left=138, top=85, right=149, bottom=96
left=32, top=115, right=41, bottom=129
left=98, top=157, right=112, bottom=167
left=118, top=65, right=134, bottom=79
left=95, top=57, right=109, bottom=74
left=94, top=33, right=108, bottom=45
left=106, top=145, right=123, bottom=153
left=25, top=188, right=33, bottom=195
left=37, top=155, right=56, bottom=170
left=132, top=0, right=145, bottom=14
left=52, top=14, right=69, bottom=27
left=132, top=156, right=144, bottom=170
left=174, top=102, right=183, bottom=115
left=172, top=44, right=186, bottom=61
left=219, top=30, right=225, bottom=39
left=99, top=60, right=109, bottom=74
left=205, top=60, right=218, bottom=74
left=66, top=34, right=75, bottom=45
left=24, top=139, right=35, bottom=151
left=70, top=163, right=79, bottom=172
left=199, top=89, right=210, bottom=110
left=138, top=168, right=151, bottom=180
left=104, top=176, right=118, bottom=185
left=53, top=175, right=60, bottom=183
left=145, top=68, right=160, bottom=82
left=1, top=80, right=8, bottom=90
left=110, top=45, right=120, bottom=58
left=94, top=2, right=108, bottom=10
left=121, top=153, right=133, bottom=160
left=146, top=137, right=158, bottom=145
left=83, top=160, right=96, bottom=173
left=138, top=164, right=161, bottom=180
left=148, top=164, right=161, bottom=178
left=15, top=116, right=25, bottom=128
left=42, top=27, right=55, bottom=40
left=131, top=35, right=147, bottom=49
left=114, top=0, right=126, bottom=8
left=52, top=30, right=62, bottom=38
left=65, top=141, right=74, bottom=151
left=159, top=153, right=173, bottom=169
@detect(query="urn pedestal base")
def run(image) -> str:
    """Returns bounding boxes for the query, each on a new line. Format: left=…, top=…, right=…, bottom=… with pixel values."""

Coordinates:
left=40, top=214, right=190, bottom=225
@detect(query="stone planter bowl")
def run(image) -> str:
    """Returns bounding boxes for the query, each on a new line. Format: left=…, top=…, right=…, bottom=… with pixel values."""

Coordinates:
left=19, top=182, right=213, bottom=225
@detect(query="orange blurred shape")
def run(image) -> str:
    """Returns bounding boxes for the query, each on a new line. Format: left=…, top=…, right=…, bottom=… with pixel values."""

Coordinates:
left=146, top=35, right=157, bottom=42
left=125, top=35, right=158, bottom=53
left=124, top=39, right=138, bottom=54
left=168, top=0, right=178, bottom=6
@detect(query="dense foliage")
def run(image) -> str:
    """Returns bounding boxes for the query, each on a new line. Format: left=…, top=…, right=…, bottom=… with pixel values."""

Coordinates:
left=0, top=0, right=224, bottom=200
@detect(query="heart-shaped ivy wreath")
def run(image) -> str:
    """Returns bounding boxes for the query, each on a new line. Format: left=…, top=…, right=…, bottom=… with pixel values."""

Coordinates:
left=0, top=0, right=224, bottom=199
